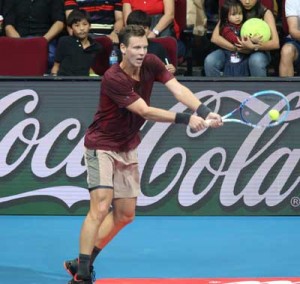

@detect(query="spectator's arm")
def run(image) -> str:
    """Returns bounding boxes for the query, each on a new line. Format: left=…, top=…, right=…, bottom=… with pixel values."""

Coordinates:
left=64, top=0, right=78, bottom=18
left=3, top=0, right=19, bottom=37
left=51, top=62, right=60, bottom=75
left=148, top=0, right=174, bottom=38
left=65, top=9, right=73, bottom=35
left=108, top=10, right=123, bottom=43
left=43, top=21, right=65, bottom=42
left=123, top=3, right=132, bottom=26
left=257, top=9, right=280, bottom=51
left=287, top=16, right=300, bottom=41
left=4, top=24, right=20, bottom=37
left=221, top=26, right=240, bottom=45
left=65, top=9, right=72, bottom=19
left=211, top=22, right=237, bottom=52
left=165, top=63, right=176, bottom=74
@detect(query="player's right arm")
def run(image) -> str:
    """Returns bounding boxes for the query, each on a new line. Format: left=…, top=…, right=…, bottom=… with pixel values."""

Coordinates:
left=126, top=98, right=209, bottom=132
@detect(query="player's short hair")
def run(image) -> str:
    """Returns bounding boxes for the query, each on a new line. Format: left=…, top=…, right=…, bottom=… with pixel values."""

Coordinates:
left=126, top=10, right=151, bottom=28
left=118, top=25, right=146, bottom=47
left=67, top=9, right=91, bottom=27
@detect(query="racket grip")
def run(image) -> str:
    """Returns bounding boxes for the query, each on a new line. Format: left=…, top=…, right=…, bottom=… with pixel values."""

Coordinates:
left=204, top=119, right=212, bottom=128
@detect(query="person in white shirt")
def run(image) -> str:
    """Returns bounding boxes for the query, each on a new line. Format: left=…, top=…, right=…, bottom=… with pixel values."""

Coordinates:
left=279, top=0, right=300, bottom=77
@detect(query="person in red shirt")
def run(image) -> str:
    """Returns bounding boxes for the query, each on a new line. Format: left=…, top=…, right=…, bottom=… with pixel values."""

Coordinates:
left=219, top=0, right=249, bottom=76
left=123, top=0, right=179, bottom=38
left=64, top=25, right=222, bottom=284
left=64, top=0, right=123, bottom=43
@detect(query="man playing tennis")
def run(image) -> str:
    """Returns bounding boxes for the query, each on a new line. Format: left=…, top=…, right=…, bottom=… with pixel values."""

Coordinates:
left=66, top=25, right=223, bottom=284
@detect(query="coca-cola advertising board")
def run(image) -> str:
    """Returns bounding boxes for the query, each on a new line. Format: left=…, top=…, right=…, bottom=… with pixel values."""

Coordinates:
left=0, top=78, right=299, bottom=215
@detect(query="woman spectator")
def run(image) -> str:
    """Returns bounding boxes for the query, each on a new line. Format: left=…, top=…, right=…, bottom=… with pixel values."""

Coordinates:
left=123, top=0, right=178, bottom=39
left=204, top=0, right=279, bottom=77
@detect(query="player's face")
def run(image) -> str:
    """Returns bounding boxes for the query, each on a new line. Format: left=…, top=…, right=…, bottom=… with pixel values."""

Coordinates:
left=71, top=19, right=90, bottom=40
left=228, top=6, right=243, bottom=25
left=239, top=0, right=257, bottom=10
left=122, top=36, right=148, bottom=68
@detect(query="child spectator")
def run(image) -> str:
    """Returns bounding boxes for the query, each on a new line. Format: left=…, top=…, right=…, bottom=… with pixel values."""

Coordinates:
left=219, top=0, right=249, bottom=76
left=126, top=10, right=176, bottom=74
left=204, top=0, right=279, bottom=77
left=51, top=9, right=102, bottom=76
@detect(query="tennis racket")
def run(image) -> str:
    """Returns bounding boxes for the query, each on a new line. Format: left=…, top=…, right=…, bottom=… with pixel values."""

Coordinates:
left=207, top=90, right=290, bottom=128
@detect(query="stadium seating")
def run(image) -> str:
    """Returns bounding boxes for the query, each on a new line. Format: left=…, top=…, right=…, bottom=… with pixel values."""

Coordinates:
left=0, top=37, right=48, bottom=76
left=151, top=36, right=178, bottom=67
left=92, top=35, right=113, bottom=76
left=174, top=0, right=194, bottom=75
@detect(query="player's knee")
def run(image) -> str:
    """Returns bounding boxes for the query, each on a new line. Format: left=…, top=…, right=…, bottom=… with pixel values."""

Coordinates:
left=90, top=203, right=110, bottom=221
left=115, top=210, right=135, bottom=226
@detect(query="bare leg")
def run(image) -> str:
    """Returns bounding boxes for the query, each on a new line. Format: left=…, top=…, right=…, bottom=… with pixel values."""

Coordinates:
left=76, top=188, right=113, bottom=278
left=94, top=197, right=136, bottom=249
left=279, top=43, right=297, bottom=77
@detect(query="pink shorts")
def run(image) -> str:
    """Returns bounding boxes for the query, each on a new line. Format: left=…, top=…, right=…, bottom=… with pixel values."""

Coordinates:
left=84, top=147, right=141, bottom=198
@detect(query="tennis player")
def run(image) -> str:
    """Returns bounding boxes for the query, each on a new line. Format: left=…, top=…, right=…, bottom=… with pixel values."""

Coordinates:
left=65, top=25, right=223, bottom=284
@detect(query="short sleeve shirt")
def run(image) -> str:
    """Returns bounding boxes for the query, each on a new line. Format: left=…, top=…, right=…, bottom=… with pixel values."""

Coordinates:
left=122, top=0, right=164, bottom=15
left=285, top=0, right=300, bottom=30
left=55, top=36, right=102, bottom=76
left=64, top=0, right=122, bottom=33
left=84, top=53, right=174, bottom=152
left=4, top=0, right=64, bottom=37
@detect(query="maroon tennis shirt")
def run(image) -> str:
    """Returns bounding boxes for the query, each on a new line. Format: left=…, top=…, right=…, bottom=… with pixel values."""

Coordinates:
left=84, top=53, right=174, bottom=152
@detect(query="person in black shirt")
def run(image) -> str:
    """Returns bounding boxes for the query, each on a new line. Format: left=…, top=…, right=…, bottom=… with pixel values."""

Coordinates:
left=126, top=10, right=176, bottom=74
left=51, top=9, right=102, bottom=76
left=3, top=0, right=65, bottom=68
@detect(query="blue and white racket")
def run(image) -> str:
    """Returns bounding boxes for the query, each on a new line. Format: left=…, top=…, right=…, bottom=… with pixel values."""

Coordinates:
left=208, top=90, right=290, bottom=128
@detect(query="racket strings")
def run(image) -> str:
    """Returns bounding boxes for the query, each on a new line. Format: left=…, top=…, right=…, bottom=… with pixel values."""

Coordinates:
left=240, top=94, right=289, bottom=127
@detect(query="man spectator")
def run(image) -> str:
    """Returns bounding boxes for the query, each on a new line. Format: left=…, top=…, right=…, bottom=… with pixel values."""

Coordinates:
left=279, top=0, right=300, bottom=77
left=64, top=0, right=123, bottom=43
left=3, top=0, right=65, bottom=69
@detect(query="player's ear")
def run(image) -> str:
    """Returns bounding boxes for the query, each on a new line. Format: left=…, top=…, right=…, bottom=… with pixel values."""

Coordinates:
left=120, top=43, right=126, bottom=55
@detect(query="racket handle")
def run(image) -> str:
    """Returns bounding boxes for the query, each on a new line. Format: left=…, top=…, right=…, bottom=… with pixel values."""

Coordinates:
left=204, top=119, right=213, bottom=128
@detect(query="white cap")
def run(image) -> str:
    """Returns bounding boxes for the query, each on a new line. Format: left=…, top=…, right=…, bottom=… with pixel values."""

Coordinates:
left=0, top=15, right=3, bottom=21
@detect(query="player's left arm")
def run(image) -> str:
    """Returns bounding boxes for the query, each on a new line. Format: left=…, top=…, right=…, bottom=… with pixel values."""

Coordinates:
left=164, top=78, right=223, bottom=127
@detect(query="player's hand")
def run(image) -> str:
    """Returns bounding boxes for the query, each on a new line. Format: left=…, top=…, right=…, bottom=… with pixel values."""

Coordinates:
left=189, top=115, right=210, bottom=131
left=206, top=112, right=223, bottom=128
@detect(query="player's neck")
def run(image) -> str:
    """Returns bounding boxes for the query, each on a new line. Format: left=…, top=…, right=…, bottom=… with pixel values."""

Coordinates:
left=120, top=61, right=140, bottom=80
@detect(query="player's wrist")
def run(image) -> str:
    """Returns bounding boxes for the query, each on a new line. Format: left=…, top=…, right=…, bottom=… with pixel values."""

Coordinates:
left=196, top=104, right=212, bottom=119
left=175, top=113, right=191, bottom=125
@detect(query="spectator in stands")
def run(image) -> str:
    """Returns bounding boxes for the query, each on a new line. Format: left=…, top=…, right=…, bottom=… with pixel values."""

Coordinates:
left=187, top=0, right=207, bottom=37
left=3, top=0, right=65, bottom=69
left=219, top=0, right=249, bottom=76
left=51, top=9, right=102, bottom=77
left=123, top=0, right=177, bottom=39
left=204, top=0, right=279, bottom=77
left=126, top=10, right=176, bottom=74
left=0, top=0, right=4, bottom=36
left=123, top=0, right=186, bottom=58
left=279, top=0, right=300, bottom=77
left=64, top=0, right=123, bottom=44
